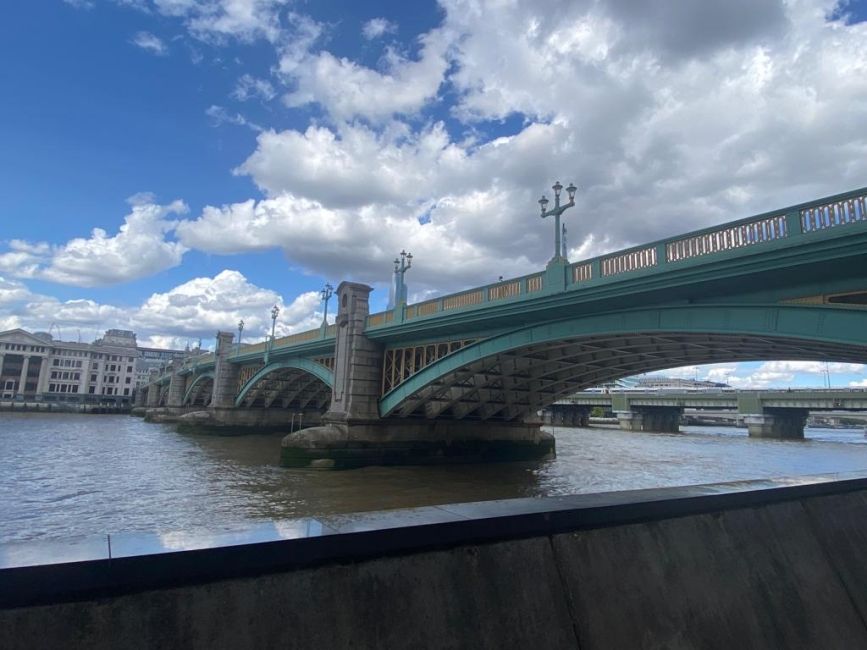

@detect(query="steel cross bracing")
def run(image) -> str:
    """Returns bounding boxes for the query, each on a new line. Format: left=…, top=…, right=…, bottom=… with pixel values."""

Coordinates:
left=388, top=333, right=867, bottom=422
left=238, top=368, right=331, bottom=410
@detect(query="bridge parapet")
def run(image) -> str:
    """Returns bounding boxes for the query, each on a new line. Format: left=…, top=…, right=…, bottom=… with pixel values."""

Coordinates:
left=365, top=186, right=867, bottom=331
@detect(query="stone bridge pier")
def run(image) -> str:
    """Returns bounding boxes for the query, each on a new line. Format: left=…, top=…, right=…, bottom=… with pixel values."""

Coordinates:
left=145, top=369, right=161, bottom=408
left=281, top=282, right=554, bottom=469
left=743, top=409, right=808, bottom=439
left=616, top=406, right=682, bottom=434
left=546, top=404, right=591, bottom=427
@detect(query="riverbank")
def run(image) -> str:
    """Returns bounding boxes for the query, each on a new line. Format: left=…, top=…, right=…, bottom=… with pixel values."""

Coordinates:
left=0, top=400, right=130, bottom=414
left=3, top=472, right=867, bottom=648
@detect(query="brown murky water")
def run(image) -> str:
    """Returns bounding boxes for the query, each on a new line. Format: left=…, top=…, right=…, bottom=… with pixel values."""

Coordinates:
left=2, top=413, right=867, bottom=543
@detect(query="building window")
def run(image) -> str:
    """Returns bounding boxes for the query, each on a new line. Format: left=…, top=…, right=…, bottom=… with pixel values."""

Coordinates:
left=90, top=374, right=96, bottom=382
left=123, top=388, right=130, bottom=396
left=88, top=386, right=95, bottom=394
left=125, top=377, right=131, bottom=384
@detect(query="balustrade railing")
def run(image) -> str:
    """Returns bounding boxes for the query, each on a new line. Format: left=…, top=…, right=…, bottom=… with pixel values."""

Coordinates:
left=185, top=187, right=865, bottom=349
left=667, top=213, right=787, bottom=262
left=526, top=273, right=544, bottom=293
left=801, top=194, right=867, bottom=232
left=274, top=329, right=320, bottom=347
left=572, top=262, right=592, bottom=283
left=367, top=310, right=394, bottom=327
left=601, top=246, right=657, bottom=276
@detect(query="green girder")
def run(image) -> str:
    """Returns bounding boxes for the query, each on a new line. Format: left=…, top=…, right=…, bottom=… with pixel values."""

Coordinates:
left=378, top=304, right=867, bottom=418
left=182, top=371, right=215, bottom=405
left=234, top=358, right=334, bottom=407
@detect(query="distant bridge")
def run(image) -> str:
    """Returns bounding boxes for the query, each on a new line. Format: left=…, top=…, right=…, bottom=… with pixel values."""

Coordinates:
left=141, top=186, right=867, bottom=465
left=547, top=390, right=867, bottom=436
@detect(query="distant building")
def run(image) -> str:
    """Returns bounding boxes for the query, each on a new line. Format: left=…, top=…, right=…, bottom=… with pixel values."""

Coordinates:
left=135, top=345, right=190, bottom=387
left=0, top=328, right=188, bottom=405
left=635, top=376, right=730, bottom=390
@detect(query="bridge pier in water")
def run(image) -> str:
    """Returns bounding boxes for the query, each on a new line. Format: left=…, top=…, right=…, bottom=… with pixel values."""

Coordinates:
left=743, top=409, right=808, bottom=440
left=546, top=403, right=591, bottom=427
left=616, top=406, right=682, bottom=434
left=281, top=282, right=555, bottom=468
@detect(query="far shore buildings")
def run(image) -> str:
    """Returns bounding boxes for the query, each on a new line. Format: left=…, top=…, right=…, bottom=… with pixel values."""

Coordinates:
left=0, top=328, right=189, bottom=406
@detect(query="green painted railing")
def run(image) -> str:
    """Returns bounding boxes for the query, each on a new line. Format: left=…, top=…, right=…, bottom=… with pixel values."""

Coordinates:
left=366, top=185, right=867, bottom=329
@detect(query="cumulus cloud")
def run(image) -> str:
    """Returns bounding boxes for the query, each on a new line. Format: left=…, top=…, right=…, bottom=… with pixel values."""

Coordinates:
left=149, top=0, right=291, bottom=43
left=163, top=0, right=867, bottom=298
left=279, top=20, right=451, bottom=122
left=362, top=17, right=397, bottom=40
left=660, top=360, right=866, bottom=389
left=131, top=31, right=168, bottom=55
left=0, top=196, right=188, bottom=287
left=135, top=269, right=320, bottom=338
left=0, top=271, right=324, bottom=349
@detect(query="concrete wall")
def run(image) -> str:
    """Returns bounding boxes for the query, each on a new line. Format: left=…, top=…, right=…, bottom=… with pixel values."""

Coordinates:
left=4, top=477, right=867, bottom=648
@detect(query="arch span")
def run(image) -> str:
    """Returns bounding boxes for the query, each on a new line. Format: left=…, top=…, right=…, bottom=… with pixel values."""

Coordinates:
left=379, top=305, right=867, bottom=422
left=235, top=359, right=333, bottom=410
left=183, top=372, right=214, bottom=407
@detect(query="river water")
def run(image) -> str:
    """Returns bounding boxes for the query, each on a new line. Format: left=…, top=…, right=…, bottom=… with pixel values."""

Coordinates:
left=1, top=413, right=867, bottom=544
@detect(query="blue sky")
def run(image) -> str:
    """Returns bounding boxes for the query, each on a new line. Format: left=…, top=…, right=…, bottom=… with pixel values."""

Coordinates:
left=0, top=0, right=866, bottom=390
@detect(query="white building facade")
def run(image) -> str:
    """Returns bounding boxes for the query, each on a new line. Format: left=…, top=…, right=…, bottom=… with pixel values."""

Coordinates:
left=0, top=328, right=185, bottom=405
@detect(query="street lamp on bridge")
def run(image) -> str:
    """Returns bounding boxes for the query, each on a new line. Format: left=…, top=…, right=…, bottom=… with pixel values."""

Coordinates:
left=265, top=304, right=279, bottom=363
left=389, top=250, right=413, bottom=309
left=236, top=319, right=244, bottom=355
left=539, top=181, right=577, bottom=262
left=320, top=283, right=334, bottom=326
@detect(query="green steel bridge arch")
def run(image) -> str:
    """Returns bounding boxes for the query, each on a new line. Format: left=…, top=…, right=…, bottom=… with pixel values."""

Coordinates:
left=182, top=371, right=215, bottom=406
left=379, top=304, right=867, bottom=421
left=235, top=358, right=334, bottom=409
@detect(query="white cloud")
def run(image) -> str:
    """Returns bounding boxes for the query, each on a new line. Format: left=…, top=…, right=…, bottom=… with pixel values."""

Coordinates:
left=151, top=0, right=291, bottom=43
left=135, top=269, right=320, bottom=338
left=0, top=196, right=188, bottom=287
left=166, top=1, right=867, bottom=297
left=205, top=105, right=263, bottom=131
left=0, top=271, right=324, bottom=348
left=362, top=17, right=397, bottom=40
left=233, top=73, right=276, bottom=101
left=131, top=31, right=168, bottom=55
left=850, top=379, right=867, bottom=388
left=279, top=23, right=451, bottom=122
left=758, top=361, right=865, bottom=375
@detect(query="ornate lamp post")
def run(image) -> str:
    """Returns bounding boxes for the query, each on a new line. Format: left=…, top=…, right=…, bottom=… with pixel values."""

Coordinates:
left=539, top=181, right=577, bottom=262
left=391, top=250, right=413, bottom=309
left=320, top=283, right=334, bottom=325
left=265, top=304, right=279, bottom=363
left=236, top=319, right=244, bottom=355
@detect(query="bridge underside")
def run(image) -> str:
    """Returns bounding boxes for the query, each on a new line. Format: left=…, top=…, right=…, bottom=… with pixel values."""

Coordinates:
left=389, top=333, right=867, bottom=423
left=237, top=367, right=331, bottom=412
left=185, top=378, right=213, bottom=407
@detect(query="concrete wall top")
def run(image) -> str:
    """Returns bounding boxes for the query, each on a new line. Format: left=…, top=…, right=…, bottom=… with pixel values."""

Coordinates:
left=3, top=471, right=867, bottom=610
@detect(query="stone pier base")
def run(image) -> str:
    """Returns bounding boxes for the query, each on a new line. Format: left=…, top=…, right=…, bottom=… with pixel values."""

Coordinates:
left=545, top=404, right=591, bottom=427
left=174, top=408, right=323, bottom=435
left=281, top=420, right=555, bottom=469
left=144, top=406, right=199, bottom=424
left=617, top=407, right=681, bottom=433
left=744, top=410, right=807, bottom=439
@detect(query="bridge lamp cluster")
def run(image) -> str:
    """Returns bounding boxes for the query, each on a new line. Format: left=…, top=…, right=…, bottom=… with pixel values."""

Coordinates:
left=539, top=181, right=578, bottom=262
left=236, top=319, right=244, bottom=354
left=320, top=283, right=334, bottom=325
